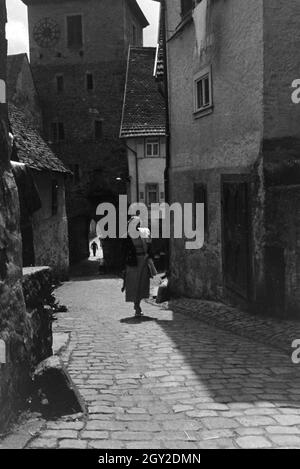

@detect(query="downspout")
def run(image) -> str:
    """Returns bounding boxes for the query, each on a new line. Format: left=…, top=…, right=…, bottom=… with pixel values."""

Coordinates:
left=161, top=0, right=170, bottom=205
left=159, top=0, right=171, bottom=272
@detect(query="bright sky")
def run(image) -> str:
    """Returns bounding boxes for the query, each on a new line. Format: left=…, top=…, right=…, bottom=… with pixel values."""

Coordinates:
left=6, top=0, right=160, bottom=55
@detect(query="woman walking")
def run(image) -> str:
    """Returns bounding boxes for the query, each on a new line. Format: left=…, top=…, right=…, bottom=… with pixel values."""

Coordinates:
left=121, top=216, right=157, bottom=317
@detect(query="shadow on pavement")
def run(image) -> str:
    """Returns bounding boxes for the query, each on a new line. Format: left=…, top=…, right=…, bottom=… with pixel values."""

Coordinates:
left=120, top=316, right=158, bottom=324
left=152, top=306, right=300, bottom=408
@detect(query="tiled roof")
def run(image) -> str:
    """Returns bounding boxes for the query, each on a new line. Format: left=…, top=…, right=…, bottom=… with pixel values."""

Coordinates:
left=120, top=47, right=166, bottom=139
left=9, top=103, right=70, bottom=174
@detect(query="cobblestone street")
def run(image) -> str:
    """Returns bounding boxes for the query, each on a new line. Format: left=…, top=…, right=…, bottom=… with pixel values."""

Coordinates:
left=26, top=274, right=300, bottom=450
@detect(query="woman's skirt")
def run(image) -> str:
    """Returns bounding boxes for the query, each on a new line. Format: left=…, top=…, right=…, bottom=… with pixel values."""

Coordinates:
left=125, top=255, right=150, bottom=303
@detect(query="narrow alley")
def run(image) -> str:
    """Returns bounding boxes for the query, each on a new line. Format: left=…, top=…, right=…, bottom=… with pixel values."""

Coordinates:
left=24, top=269, right=300, bottom=450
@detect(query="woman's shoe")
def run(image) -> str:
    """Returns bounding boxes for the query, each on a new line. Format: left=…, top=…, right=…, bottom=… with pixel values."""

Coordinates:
left=134, top=305, right=143, bottom=317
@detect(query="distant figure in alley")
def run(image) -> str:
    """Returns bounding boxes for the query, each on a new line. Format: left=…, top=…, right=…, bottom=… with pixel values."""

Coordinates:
left=91, top=241, right=98, bottom=258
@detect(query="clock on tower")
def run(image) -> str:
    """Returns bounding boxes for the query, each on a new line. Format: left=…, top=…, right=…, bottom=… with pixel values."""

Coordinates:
left=33, top=17, right=61, bottom=48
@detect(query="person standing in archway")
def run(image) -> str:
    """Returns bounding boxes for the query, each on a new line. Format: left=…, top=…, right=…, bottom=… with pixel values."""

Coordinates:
left=91, top=241, right=98, bottom=257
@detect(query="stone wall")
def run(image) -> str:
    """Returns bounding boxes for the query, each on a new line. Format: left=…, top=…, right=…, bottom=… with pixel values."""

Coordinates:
left=0, top=267, right=54, bottom=432
left=166, top=0, right=300, bottom=317
left=166, top=0, right=264, bottom=301
left=261, top=0, right=300, bottom=317
left=0, top=2, right=53, bottom=431
left=22, top=267, right=53, bottom=365
left=0, top=0, right=29, bottom=431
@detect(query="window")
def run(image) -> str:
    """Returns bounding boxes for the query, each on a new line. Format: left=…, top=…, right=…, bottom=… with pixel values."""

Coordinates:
left=51, top=180, right=58, bottom=216
left=194, top=67, right=213, bottom=115
left=67, top=15, right=83, bottom=48
left=146, top=184, right=159, bottom=206
left=94, top=120, right=103, bottom=140
left=56, top=74, right=64, bottom=93
left=181, top=0, right=194, bottom=17
left=145, top=138, right=160, bottom=157
left=86, top=72, right=94, bottom=91
left=70, top=164, right=80, bottom=184
left=51, top=122, right=65, bottom=142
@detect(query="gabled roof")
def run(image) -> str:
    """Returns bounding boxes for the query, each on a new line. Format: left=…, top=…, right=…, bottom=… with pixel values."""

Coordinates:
left=127, top=0, right=149, bottom=28
left=9, top=104, right=70, bottom=174
left=120, top=47, right=166, bottom=139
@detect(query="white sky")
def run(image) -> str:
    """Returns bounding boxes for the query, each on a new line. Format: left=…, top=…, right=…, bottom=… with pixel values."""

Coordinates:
left=6, top=0, right=160, bottom=55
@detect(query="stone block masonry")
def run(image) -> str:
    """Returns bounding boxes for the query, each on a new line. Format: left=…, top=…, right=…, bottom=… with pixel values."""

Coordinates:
left=0, top=3, right=54, bottom=430
left=0, top=267, right=54, bottom=431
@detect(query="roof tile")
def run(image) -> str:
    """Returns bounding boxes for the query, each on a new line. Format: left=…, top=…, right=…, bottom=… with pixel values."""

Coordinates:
left=9, top=103, right=70, bottom=174
left=120, top=47, right=166, bottom=139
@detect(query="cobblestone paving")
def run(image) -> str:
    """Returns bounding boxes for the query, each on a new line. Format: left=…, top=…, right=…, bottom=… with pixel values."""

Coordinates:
left=27, top=276, right=300, bottom=449
left=156, top=298, right=300, bottom=356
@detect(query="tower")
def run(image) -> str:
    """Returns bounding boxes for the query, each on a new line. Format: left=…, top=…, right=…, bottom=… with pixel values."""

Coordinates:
left=22, top=0, right=149, bottom=262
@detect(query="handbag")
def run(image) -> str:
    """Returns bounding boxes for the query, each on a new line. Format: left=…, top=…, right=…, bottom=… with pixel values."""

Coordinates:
left=140, top=232, right=158, bottom=278
left=147, top=258, right=158, bottom=278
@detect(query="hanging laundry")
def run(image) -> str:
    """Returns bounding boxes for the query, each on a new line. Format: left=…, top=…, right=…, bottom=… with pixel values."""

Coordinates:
left=193, top=0, right=209, bottom=57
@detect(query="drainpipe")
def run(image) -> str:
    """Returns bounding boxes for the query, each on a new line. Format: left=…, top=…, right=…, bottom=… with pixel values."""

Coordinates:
left=161, top=0, right=170, bottom=204
left=160, top=0, right=171, bottom=272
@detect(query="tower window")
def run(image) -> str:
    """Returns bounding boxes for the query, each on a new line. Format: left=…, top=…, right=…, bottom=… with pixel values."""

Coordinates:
left=67, top=15, right=83, bottom=48
left=51, top=122, right=65, bottom=142
left=56, top=74, right=64, bottom=93
left=94, top=120, right=103, bottom=140
left=86, top=73, right=94, bottom=91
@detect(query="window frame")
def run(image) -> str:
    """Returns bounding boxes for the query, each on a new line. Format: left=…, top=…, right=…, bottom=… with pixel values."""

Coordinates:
left=194, top=66, right=213, bottom=117
left=145, top=138, right=160, bottom=158
left=86, top=72, right=94, bottom=91
left=50, top=121, right=65, bottom=143
left=55, top=74, right=64, bottom=93
left=146, top=183, right=159, bottom=207
left=66, top=14, right=83, bottom=49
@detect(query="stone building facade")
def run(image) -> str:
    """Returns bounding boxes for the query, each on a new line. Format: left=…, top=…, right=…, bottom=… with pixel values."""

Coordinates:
left=164, top=0, right=300, bottom=317
left=0, top=1, right=52, bottom=431
left=7, top=53, right=70, bottom=279
left=22, top=0, right=149, bottom=263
